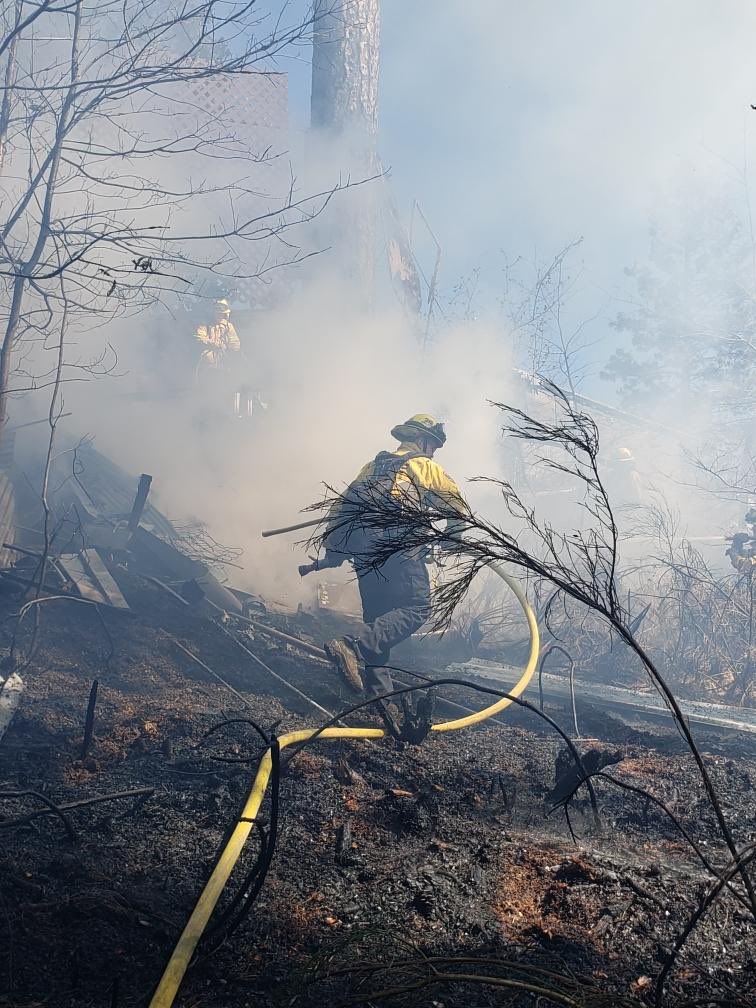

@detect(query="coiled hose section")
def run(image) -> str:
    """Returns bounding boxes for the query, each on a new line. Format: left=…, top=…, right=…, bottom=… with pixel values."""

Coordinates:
left=149, top=562, right=539, bottom=1008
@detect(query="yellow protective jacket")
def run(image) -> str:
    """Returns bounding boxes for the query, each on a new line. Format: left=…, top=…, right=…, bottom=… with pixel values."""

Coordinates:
left=323, top=439, right=467, bottom=557
left=195, top=319, right=241, bottom=368
left=352, top=441, right=467, bottom=517
left=321, top=441, right=466, bottom=566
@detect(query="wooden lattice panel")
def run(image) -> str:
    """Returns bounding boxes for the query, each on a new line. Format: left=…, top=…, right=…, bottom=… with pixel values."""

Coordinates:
left=182, top=72, right=288, bottom=136
left=77, top=65, right=291, bottom=309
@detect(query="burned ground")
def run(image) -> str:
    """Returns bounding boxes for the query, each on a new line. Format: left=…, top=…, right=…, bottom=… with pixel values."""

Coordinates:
left=0, top=577, right=753, bottom=1008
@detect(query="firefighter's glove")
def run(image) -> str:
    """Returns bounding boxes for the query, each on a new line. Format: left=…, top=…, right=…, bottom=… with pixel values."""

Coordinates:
left=299, top=550, right=345, bottom=577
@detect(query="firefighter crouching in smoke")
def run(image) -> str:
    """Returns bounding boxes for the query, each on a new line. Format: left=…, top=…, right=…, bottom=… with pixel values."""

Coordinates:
left=300, top=414, right=468, bottom=706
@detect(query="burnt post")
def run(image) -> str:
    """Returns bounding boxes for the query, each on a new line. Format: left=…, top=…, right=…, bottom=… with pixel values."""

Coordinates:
left=80, top=679, right=99, bottom=760
left=128, top=474, right=153, bottom=533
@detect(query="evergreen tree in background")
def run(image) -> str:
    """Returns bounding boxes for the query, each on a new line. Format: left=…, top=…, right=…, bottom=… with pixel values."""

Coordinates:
left=602, top=190, right=756, bottom=422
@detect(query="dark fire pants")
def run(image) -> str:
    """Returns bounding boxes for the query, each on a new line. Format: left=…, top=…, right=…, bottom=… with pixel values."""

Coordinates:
left=350, top=550, right=431, bottom=699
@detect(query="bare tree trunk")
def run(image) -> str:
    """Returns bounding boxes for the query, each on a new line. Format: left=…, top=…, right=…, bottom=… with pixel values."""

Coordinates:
left=0, top=1, right=21, bottom=175
left=0, top=275, right=26, bottom=437
left=0, top=2, right=24, bottom=451
left=311, top=0, right=381, bottom=299
left=33, top=303, right=69, bottom=599
left=311, top=0, right=380, bottom=137
left=0, top=0, right=83, bottom=443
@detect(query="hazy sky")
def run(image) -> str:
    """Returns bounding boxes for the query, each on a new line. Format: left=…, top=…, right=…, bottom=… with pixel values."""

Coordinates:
left=379, top=3, right=756, bottom=275
left=274, top=2, right=756, bottom=385
left=282, top=8, right=755, bottom=246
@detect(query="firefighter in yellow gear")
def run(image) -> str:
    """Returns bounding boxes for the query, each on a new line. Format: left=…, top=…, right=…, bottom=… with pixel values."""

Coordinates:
left=194, top=298, right=264, bottom=418
left=302, top=414, right=467, bottom=699
left=195, top=299, right=241, bottom=369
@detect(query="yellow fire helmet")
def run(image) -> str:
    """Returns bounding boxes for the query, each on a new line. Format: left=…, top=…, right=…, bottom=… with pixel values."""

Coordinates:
left=617, top=446, right=635, bottom=462
left=215, top=298, right=231, bottom=316
left=391, top=413, right=447, bottom=448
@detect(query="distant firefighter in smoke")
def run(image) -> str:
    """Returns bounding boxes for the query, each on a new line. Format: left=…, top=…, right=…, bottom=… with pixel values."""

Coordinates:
left=301, top=414, right=468, bottom=706
left=195, top=298, right=241, bottom=369
left=194, top=298, right=263, bottom=418
left=605, top=444, right=645, bottom=507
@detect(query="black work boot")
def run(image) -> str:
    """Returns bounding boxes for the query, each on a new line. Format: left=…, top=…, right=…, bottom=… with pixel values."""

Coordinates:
left=374, top=698, right=402, bottom=739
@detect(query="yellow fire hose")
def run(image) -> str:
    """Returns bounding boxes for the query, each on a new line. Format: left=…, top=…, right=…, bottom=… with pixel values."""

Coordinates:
left=148, top=562, right=539, bottom=1008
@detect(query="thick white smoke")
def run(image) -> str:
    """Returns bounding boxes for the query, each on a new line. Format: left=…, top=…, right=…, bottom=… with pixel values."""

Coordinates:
left=10, top=0, right=755, bottom=610
left=56, top=266, right=519, bottom=603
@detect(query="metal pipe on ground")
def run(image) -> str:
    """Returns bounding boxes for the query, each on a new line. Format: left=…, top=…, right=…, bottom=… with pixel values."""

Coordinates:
left=261, top=518, right=321, bottom=539
left=177, top=628, right=336, bottom=725
left=213, top=620, right=339, bottom=724
left=142, top=575, right=335, bottom=722
left=229, top=612, right=328, bottom=660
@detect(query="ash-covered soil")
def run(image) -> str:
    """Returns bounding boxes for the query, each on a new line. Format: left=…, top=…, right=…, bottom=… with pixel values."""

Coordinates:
left=0, top=576, right=753, bottom=1008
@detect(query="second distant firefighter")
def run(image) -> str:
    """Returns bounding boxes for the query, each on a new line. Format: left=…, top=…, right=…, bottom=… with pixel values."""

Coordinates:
left=301, top=413, right=467, bottom=701
left=726, top=507, right=756, bottom=574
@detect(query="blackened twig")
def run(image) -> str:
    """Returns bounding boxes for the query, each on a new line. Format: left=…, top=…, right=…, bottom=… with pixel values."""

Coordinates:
left=655, top=842, right=756, bottom=1007
left=204, top=738, right=281, bottom=944
left=0, top=787, right=153, bottom=831
left=0, top=789, right=77, bottom=840
left=539, top=643, right=578, bottom=735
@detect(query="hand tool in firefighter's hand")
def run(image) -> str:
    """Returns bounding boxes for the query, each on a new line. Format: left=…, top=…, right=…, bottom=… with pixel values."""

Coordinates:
left=298, top=558, right=320, bottom=577
left=261, top=517, right=321, bottom=539
left=300, top=552, right=346, bottom=577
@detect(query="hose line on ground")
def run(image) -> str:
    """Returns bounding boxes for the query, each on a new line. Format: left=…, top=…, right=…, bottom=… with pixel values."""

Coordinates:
left=148, top=562, right=539, bottom=1008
